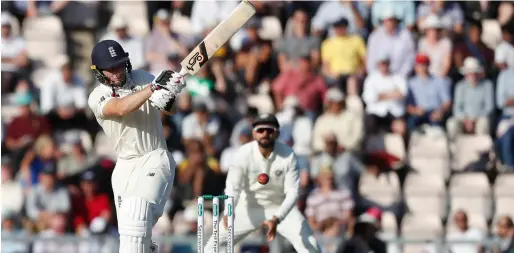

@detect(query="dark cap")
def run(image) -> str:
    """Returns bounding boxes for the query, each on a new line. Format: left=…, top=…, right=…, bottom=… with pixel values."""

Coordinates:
left=81, top=170, right=96, bottom=181
left=192, top=101, right=208, bottom=112
left=41, top=163, right=57, bottom=175
left=333, top=17, right=349, bottom=27
left=91, top=40, right=129, bottom=70
left=252, top=113, right=280, bottom=128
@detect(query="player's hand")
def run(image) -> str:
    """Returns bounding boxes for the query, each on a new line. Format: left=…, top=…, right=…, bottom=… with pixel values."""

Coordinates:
left=261, top=217, right=279, bottom=242
left=151, top=70, right=186, bottom=96
left=149, top=89, right=175, bottom=112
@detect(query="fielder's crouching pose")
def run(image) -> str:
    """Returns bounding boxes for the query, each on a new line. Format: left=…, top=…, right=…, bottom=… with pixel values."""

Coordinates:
left=87, top=40, right=186, bottom=253
left=204, top=114, right=321, bottom=253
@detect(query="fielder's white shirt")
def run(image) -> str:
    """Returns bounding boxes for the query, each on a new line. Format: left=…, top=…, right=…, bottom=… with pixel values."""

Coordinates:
left=225, top=140, right=300, bottom=221
left=87, top=70, right=167, bottom=159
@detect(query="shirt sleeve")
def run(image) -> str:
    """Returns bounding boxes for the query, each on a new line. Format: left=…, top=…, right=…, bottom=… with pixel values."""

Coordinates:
left=482, top=80, right=494, bottom=116
left=362, top=75, right=379, bottom=104
left=496, top=71, right=508, bottom=109
left=26, top=188, right=40, bottom=220
left=274, top=153, right=300, bottom=221
left=56, top=188, right=71, bottom=213
left=453, top=82, right=466, bottom=119
left=87, top=88, right=113, bottom=119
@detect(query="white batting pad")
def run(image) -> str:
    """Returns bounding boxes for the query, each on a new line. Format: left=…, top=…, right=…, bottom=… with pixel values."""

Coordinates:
left=118, top=197, right=154, bottom=253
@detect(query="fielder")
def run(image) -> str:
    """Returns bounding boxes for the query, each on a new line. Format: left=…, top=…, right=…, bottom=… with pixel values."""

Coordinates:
left=204, top=114, right=321, bottom=253
left=87, top=40, right=185, bottom=253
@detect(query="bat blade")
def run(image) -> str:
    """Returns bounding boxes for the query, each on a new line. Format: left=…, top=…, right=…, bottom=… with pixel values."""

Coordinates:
left=180, top=0, right=256, bottom=76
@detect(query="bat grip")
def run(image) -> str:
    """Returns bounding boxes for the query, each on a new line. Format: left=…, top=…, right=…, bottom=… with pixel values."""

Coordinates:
left=178, top=68, right=188, bottom=77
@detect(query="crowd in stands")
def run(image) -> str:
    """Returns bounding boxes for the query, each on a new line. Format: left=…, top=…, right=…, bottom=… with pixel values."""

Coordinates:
left=1, top=1, right=514, bottom=253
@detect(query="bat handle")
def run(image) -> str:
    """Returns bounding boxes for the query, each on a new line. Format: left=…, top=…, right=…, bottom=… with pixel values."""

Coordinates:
left=178, top=68, right=188, bottom=77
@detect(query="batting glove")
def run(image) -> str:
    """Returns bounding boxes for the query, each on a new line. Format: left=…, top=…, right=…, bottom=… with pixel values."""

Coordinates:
left=151, top=70, right=186, bottom=96
left=149, top=89, right=175, bottom=112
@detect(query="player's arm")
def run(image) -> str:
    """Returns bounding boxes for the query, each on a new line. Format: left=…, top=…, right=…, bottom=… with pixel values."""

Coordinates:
left=103, top=85, right=154, bottom=117
left=274, top=154, right=300, bottom=222
left=224, top=149, right=247, bottom=212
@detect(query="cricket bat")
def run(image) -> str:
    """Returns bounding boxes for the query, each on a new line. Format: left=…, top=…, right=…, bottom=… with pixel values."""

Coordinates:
left=178, top=0, right=256, bottom=77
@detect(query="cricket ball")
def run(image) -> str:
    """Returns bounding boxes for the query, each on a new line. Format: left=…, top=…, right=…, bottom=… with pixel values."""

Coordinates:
left=257, top=173, right=269, bottom=185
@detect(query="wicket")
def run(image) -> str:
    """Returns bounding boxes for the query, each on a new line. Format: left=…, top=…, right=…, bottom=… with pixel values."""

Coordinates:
left=197, top=195, right=235, bottom=253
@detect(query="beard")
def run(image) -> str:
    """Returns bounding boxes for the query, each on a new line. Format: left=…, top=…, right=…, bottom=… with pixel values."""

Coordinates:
left=257, top=138, right=275, bottom=149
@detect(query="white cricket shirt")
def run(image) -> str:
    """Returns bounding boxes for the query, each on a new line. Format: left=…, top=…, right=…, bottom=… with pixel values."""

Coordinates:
left=225, top=140, right=300, bottom=221
left=87, top=70, right=167, bottom=159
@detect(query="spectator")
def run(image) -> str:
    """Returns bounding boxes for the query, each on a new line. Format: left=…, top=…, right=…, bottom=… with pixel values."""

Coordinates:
left=101, top=15, right=146, bottom=69
left=496, top=63, right=514, bottom=148
left=19, top=135, right=59, bottom=187
left=1, top=156, right=24, bottom=215
left=181, top=100, right=220, bottom=155
left=57, top=138, right=98, bottom=179
left=453, top=20, right=494, bottom=72
left=190, top=0, right=239, bottom=35
left=184, top=60, right=215, bottom=97
left=234, top=18, right=274, bottom=88
left=220, top=126, right=252, bottom=174
left=272, top=55, right=327, bottom=118
left=371, top=0, right=416, bottom=30
left=72, top=170, right=113, bottom=235
left=278, top=9, right=320, bottom=72
left=1, top=212, right=29, bottom=253
left=363, top=56, right=407, bottom=136
left=161, top=112, right=183, bottom=154
left=229, top=106, right=258, bottom=148
left=366, top=8, right=415, bottom=77
left=321, top=17, right=366, bottom=88
left=313, top=88, right=364, bottom=153
left=311, top=0, right=369, bottom=37
left=336, top=207, right=387, bottom=253
left=32, top=213, right=77, bottom=253
left=40, top=56, right=86, bottom=115
left=174, top=139, right=224, bottom=204
left=495, top=20, right=514, bottom=70
left=306, top=168, right=354, bottom=233
left=406, top=54, right=451, bottom=132
left=418, top=15, right=453, bottom=77
left=497, top=123, right=514, bottom=171
left=316, top=217, right=345, bottom=253
left=1, top=12, right=28, bottom=93
left=26, top=164, right=71, bottom=231
left=492, top=215, right=514, bottom=253
left=447, top=57, right=494, bottom=139
left=446, top=210, right=485, bottom=253
left=417, top=0, right=464, bottom=34
left=145, top=9, right=187, bottom=75
left=4, top=91, right=51, bottom=164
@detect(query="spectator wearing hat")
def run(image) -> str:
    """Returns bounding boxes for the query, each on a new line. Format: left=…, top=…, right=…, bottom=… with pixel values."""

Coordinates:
left=101, top=15, right=146, bottom=69
left=272, top=54, right=326, bottom=119
left=1, top=12, right=28, bottom=93
left=72, top=170, right=113, bottom=235
left=363, top=55, right=407, bottom=136
left=417, top=1, right=464, bottom=34
left=495, top=20, right=514, bottom=70
left=26, top=163, right=71, bottom=231
left=492, top=215, right=514, bottom=253
left=447, top=57, right=494, bottom=139
left=1, top=157, right=24, bottom=216
left=306, top=167, right=354, bottom=233
left=418, top=15, right=453, bottom=77
left=221, top=126, right=253, bottom=174
left=335, top=207, right=386, bottom=253
left=311, top=0, right=369, bottom=37
left=366, top=8, right=415, bottom=77
left=453, top=20, right=494, bottom=73
left=278, top=9, right=321, bottom=72
left=181, top=99, right=220, bottom=155
left=5, top=91, right=51, bottom=166
left=145, top=9, right=187, bottom=75
left=321, top=17, right=366, bottom=89
left=406, top=54, right=451, bottom=132
left=313, top=88, right=364, bottom=153
left=371, top=0, right=416, bottom=30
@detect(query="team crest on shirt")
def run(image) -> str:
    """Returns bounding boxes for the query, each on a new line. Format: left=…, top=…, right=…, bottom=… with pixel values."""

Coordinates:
left=275, top=170, right=283, bottom=177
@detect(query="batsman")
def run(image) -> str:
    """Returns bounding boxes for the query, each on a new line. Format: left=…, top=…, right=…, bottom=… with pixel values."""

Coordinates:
left=87, top=40, right=186, bottom=253
left=204, top=114, right=321, bottom=253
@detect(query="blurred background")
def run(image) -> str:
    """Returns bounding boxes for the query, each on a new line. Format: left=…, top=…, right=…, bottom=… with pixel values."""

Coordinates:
left=1, top=0, right=514, bottom=253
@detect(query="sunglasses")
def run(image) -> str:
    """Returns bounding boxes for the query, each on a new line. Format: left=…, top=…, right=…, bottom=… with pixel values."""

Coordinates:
left=255, top=128, right=276, bottom=134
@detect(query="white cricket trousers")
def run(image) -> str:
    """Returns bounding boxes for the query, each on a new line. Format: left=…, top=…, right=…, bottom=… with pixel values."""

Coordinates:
left=112, top=149, right=176, bottom=253
left=204, top=201, right=321, bottom=253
